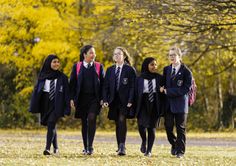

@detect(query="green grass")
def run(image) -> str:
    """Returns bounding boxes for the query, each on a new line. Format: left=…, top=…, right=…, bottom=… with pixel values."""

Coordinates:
left=0, top=130, right=236, bottom=166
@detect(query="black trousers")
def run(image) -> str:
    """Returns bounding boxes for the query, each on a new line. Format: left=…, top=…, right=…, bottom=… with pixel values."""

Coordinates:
left=138, top=125, right=155, bottom=152
left=46, top=122, right=58, bottom=150
left=164, top=109, right=187, bottom=154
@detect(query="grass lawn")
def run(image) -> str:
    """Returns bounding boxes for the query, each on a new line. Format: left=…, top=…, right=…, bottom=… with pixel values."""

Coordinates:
left=0, top=130, right=236, bottom=166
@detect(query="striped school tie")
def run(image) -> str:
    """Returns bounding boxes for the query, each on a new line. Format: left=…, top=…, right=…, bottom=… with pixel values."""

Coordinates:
left=115, top=67, right=120, bottom=91
left=49, top=80, right=55, bottom=100
left=148, top=79, right=154, bottom=102
left=171, top=68, right=176, bottom=77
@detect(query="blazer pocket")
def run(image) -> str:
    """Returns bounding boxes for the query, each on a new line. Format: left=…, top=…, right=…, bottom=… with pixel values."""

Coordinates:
left=177, top=79, right=184, bottom=87
left=59, top=85, right=64, bottom=93
left=122, top=78, right=128, bottom=85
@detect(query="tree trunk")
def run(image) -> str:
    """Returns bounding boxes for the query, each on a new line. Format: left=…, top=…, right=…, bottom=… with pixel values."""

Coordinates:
left=229, top=67, right=235, bottom=129
left=217, top=75, right=223, bottom=128
left=202, top=81, right=209, bottom=112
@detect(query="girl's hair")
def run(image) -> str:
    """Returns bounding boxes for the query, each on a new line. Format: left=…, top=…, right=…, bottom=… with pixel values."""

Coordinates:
left=115, top=47, right=132, bottom=65
left=80, top=45, right=93, bottom=61
left=169, top=46, right=182, bottom=58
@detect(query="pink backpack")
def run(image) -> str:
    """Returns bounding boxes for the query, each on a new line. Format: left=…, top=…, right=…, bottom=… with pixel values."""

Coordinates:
left=188, top=78, right=197, bottom=106
left=76, top=61, right=101, bottom=79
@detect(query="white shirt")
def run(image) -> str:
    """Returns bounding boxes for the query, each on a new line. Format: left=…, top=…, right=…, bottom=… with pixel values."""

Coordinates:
left=83, top=61, right=94, bottom=68
left=172, top=63, right=181, bottom=75
left=143, top=79, right=156, bottom=93
left=43, top=79, right=57, bottom=92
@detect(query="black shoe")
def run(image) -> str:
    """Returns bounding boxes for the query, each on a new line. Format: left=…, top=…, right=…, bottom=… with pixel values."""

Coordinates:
left=144, top=151, right=152, bottom=157
left=171, top=146, right=177, bottom=156
left=117, top=143, right=126, bottom=156
left=86, top=147, right=94, bottom=155
left=176, top=153, right=184, bottom=158
left=140, top=142, right=146, bottom=153
left=82, top=149, right=87, bottom=155
left=43, top=150, right=51, bottom=155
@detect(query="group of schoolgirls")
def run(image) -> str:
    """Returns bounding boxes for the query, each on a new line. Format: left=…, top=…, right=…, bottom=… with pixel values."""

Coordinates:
left=30, top=45, right=193, bottom=158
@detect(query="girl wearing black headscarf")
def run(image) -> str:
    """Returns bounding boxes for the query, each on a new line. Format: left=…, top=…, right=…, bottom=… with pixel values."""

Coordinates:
left=29, top=54, right=71, bottom=155
left=135, top=57, right=164, bottom=157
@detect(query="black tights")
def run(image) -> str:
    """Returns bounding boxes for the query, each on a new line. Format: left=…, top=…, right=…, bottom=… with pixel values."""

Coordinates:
left=138, top=125, right=155, bottom=152
left=46, top=122, right=58, bottom=150
left=115, top=112, right=127, bottom=147
left=81, top=113, right=97, bottom=149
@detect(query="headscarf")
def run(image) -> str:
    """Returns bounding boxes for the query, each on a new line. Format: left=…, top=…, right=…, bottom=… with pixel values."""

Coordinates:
left=38, top=54, right=61, bottom=80
left=140, top=57, right=157, bottom=80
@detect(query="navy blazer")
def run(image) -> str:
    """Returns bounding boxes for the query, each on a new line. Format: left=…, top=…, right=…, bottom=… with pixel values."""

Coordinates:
left=69, top=62, right=105, bottom=110
left=135, top=74, right=165, bottom=117
left=29, top=73, right=71, bottom=118
left=163, top=64, right=192, bottom=113
left=103, top=64, right=136, bottom=107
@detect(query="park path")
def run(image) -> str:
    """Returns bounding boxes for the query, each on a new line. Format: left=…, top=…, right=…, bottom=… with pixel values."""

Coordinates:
left=0, top=133, right=235, bottom=147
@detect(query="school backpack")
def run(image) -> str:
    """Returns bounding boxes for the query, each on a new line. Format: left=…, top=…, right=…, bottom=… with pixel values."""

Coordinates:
left=188, top=77, right=197, bottom=106
left=76, top=61, right=101, bottom=79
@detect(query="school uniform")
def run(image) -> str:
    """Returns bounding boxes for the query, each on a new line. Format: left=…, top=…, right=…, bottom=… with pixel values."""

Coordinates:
left=135, top=57, right=165, bottom=156
left=30, top=75, right=70, bottom=124
left=135, top=74, right=164, bottom=128
left=103, top=63, right=136, bottom=155
left=69, top=61, right=104, bottom=118
left=163, top=63, right=192, bottom=156
left=69, top=61, right=104, bottom=154
left=103, top=64, right=136, bottom=120
left=29, top=55, right=70, bottom=155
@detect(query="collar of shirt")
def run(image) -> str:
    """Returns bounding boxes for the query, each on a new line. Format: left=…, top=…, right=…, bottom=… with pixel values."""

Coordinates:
left=83, top=61, right=93, bottom=68
left=172, top=63, right=181, bottom=74
left=115, top=63, right=124, bottom=71
left=43, top=79, right=57, bottom=92
left=143, top=79, right=156, bottom=93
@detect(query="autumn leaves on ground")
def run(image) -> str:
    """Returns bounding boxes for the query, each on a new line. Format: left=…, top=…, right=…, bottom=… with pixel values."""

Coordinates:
left=0, top=130, right=236, bottom=166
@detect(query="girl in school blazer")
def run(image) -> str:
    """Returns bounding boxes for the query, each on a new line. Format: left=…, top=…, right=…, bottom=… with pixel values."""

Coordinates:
left=103, top=47, right=136, bottom=155
left=160, top=46, right=192, bottom=158
left=135, top=57, right=164, bottom=157
left=69, top=45, right=104, bottom=155
left=29, top=54, right=71, bottom=155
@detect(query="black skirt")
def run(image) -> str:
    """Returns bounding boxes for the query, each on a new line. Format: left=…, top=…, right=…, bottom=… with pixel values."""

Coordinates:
left=137, top=93, right=159, bottom=128
left=75, top=93, right=100, bottom=119
left=40, top=92, right=58, bottom=126
left=108, top=93, right=128, bottom=121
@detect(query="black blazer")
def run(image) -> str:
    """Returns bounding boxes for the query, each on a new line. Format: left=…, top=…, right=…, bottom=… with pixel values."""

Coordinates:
left=69, top=63, right=105, bottom=109
left=163, top=64, right=192, bottom=113
left=103, top=64, right=136, bottom=118
left=29, top=73, right=71, bottom=118
left=103, top=64, right=136, bottom=105
left=135, top=74, right=165, bottom=117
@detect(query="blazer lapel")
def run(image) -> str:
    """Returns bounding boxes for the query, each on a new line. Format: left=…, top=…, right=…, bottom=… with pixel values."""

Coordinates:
left=37, top=80, right=45, bottom=93
left=55, top=76, right=62, bottom=104
left=139, top=77, right=144, bottom=96
left=119, top=64, right=127, bottom=85
left=166, top=65, right=172, bottom=87
left=175, top=64, right=184, bottom=78
left=110, top=65, right=116, bottom=91
left=77, top=69, right=83, bottom=95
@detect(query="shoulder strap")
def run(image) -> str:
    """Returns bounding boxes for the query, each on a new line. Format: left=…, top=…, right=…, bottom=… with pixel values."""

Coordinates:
left=76, top=62, right=82, bottom=79
left=94, top=61, right=101, bottom=78
left=76, top=61, right=101, bottom=79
